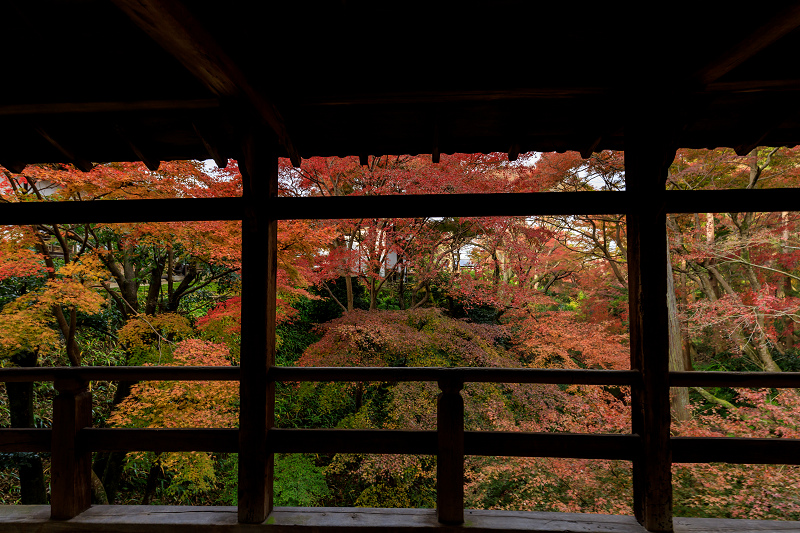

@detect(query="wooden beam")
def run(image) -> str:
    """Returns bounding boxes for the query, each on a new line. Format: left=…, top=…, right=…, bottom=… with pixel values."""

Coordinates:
left=673, top=437, right=800, bottom=465
left=707, top=79, right=800, bottom=93
left=269, top=429, right=436, bottom=455
left=2, top=188, right=796, bottom=231
left=432, top=109, right=441, bottom=164
left=274, top=191, right=630, bottom=220
left=300, top=87, right=612, bottom=106
left=694, top=5, right=800, bottom=85
left=465, top=432, right=639, bottom=459
left=115, top=125, right=161, bottom=171
left=0, top=160, right=26, bottom=174
left=112, top=0, right=301, bottom=166
left=0, top=197, right=243, bottom=226
left=0, top=429, right=51, bottom=452
left=670, top=371, right=800, bottom=388
left=81, top=428, right=237, bottom=452
left=34, top=126, right=93, bottom=172
left=0, top=366, right=238, bottom=382
left=580, top=136, right=603, bottom=159
left=0, top=98, right=220, bottom=116
left=193, top=122, right=228, bottom=169
left=237, top=130, right=277, bottom=524
left=508, top=143, right=520, bottom=162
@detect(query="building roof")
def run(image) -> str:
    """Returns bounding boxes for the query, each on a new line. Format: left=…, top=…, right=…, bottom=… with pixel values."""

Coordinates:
left=1, top=1, right=800, bottom=169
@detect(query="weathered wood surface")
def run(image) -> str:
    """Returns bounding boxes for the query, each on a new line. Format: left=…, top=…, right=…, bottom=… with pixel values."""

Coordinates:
left=3, top=506, right=799, bottom=532
left=670, top=371, right=800, bottom=388
left=0, top=428, right=51, bottom=452
left=270, top=367, right=639, bottom=385
left=0, top=366, right=240, bottom=382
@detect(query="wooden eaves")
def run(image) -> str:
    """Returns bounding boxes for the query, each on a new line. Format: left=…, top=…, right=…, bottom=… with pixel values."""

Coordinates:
left=3, top=1, right=800, bottom=532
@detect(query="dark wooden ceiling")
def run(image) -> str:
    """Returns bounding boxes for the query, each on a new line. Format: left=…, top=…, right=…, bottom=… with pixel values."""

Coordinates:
left=2, top=0, right=800, bottom=170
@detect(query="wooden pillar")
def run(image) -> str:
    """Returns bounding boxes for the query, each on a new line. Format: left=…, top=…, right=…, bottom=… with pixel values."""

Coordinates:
left=626, top=120, right=676, bottom=532
left=436, top=378, right=464, bottom=525
left=50, top=378, right=92, bottom=520
left=238, top=130, right=277, bottom=523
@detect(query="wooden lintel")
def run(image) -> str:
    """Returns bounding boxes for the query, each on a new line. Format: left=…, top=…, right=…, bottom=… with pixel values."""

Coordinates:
left=34, top=126, right=93, bottom=172
left=707, top=79, right=800, bottom=93
left=0, top=98, right=220, bottom=116
left=300, top=87, right=611, bottom=106
left=0, top=197, right=243, bottom=226
left=112, top=0, right=301, bottom=166
left=193, top=122, right=228, bottom=169
left=695, top=5, right=800, bottom=85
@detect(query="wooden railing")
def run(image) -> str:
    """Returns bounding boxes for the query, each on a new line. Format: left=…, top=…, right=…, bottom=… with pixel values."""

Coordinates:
left=3, top=366, right=800, bottom=521
left=4, top=148, right=800, bottom=529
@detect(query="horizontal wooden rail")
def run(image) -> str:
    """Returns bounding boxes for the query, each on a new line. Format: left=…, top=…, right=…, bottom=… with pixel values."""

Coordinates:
left=670, top=370, right=800, bottom=388
left=274, top=192, right=629, bottom=220
left=0, top=429, right=51, bottom=452
left=673, top=437, right=800, bottom=465
left=0, top=366, right=637, bottom=385
left=270, top=367, right=639, bottom=385
left=2, top=428, right=800, bottom=467
left=0, top=197, right=243, bottom=225
left=3, top=189, right=799, bottom=228
left=0, top=366, right=240, bottom=382
left=80, top=428, right=238, bottom=452
left=8, top=367, right=799, bottom=389
left=465, top=431, right=639, bottom=459
left=269, top=429, right=437, bottom=454
left=663, top=188, right=800, bottom=214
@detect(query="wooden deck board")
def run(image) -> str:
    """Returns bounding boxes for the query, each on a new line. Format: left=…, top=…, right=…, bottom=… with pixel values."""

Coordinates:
left=1, top=506, right=799, bottom=532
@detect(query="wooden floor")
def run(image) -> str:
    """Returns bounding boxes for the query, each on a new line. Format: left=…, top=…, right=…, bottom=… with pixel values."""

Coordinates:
left=2, top=506, right=799, bottom=532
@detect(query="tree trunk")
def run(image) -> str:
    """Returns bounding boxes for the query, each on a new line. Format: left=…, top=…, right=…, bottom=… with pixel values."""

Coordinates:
left=666, top=240, right=691, bottom=421
left=397, top=264, right=406, bottom=310
left=345, top=274, right=354, bottom=312
left=6, top=351, right=47, bottom=504
left=144, top=253, right=166, bottom=315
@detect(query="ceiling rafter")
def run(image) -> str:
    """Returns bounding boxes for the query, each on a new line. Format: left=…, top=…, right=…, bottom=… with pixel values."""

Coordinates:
left=694, top=4, right=800, bottom=86
left=112, top=0, right=301, bottom=166
left=0, top=99, right=220, bottom=117
left=34, top=126, right=93, bottom=172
